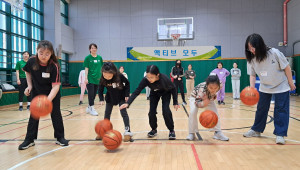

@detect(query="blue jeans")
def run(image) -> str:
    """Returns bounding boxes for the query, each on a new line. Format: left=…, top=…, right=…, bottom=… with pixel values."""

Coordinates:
left=251, top=91, right=290, bottom=136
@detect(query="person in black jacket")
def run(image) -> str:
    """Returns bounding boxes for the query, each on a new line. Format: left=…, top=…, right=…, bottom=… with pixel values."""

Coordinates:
left=171, top=60, right=187, bottom=105
left=120, top=65, right=179, bottom=140
left=99, top=62, right=132, bottom=142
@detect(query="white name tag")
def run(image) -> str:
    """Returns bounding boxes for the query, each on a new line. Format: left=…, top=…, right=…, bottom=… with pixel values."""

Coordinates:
left=112, top=83, right=116, bottom=88
left=220, top=72, right=223, bottom=74
left=42, top=72, right=50, bottom=78
left=260, top=71, right=267, bottom=76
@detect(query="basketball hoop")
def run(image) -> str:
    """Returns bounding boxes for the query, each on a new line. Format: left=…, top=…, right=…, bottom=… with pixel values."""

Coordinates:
left=171, top=34, right=181, bottom=46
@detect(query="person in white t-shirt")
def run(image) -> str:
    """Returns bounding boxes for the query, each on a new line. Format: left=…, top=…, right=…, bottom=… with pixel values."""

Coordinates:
left=243, top=33, right=296, bottom=145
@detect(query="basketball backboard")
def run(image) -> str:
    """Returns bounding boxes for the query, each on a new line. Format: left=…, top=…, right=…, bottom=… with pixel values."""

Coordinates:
left=157, top=17, right=194, bottom=41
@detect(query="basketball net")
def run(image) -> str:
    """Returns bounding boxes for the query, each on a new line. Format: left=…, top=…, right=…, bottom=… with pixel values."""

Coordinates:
left=2, top=0, right=24, bottom=12
left=171, top=34, right=180, bottom=46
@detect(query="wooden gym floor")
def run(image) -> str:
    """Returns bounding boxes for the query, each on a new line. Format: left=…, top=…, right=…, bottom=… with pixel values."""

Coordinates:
left=0, top=94, right=300, bottom=170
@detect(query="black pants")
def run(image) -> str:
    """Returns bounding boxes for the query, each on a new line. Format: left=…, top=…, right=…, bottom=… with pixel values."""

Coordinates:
left=174, top=79, right=186, bottom=102
left=104, top=101, right=130, bottom=129
left=86, top=83, right=98, bottom=106
left=25, top=92, right=65, bottom=141
left=19, top=78, right=31, bottom=102
left=149, top=91, right=174, bottom=131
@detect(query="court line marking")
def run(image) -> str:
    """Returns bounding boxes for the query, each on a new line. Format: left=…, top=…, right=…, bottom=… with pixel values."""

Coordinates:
left=191, top=144, right=203, bottom=170
left=7, top=141, right=88, bottom=170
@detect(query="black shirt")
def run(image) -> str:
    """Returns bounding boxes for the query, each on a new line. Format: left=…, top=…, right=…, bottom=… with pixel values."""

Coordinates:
left=23, top=57, right=61, bottom=95
left=127, top=73, right=178, bottom=106
left=99, top=74, right=130, bottom=105
left=171, top=66, right=184, bottom=80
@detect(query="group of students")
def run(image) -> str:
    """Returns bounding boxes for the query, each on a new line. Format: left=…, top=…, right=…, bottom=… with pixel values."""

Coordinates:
left=17, top=33, right=295, bottom=150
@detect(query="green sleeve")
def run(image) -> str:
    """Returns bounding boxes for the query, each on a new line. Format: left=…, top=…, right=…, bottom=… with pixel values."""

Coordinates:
left=83, top=56, right=89, bottom=68
left=15, top=61, right=20, bottom=70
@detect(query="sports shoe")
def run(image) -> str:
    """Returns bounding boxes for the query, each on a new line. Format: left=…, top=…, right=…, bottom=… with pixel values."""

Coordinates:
left=95, top=135, right=102, bottom=140
left=276, top=136, right=285, bottom=145
left=123, top=126, right=133, bottom=142
left=182, top=101, right=187, bottom=105
left=55, top=138, right=69, bottom=146
left=86, top=106, right=98, bottom=116
left=213, top=131, right=229, bottom=141
left=147, top=129, right=157, bottom=137
left=271, top=100, right=275, bottom=104
left=147, top=97, right=150, bottom=100
left=18, top=140, right=35, bottom=150
left=218, top=101, right=221, bottom=105
left=186, top=133, right=195, bottom=141
left=79, top=101, right=83, bottom=105
left=19, top=106, right=23, bottom=111
left=27, top=105, right=30, bottom=110
left=221, top=101, right=225, bottom=105
left=169, top=131, right=176, bottom=140
left=243, top=129, right=261, bottom=137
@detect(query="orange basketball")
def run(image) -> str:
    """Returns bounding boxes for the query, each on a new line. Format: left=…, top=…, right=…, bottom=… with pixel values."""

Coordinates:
left=95, top=119, right=113, bottom=138
left=30, top=95, right=53, bottom=120
left=102, top=130, right=122, bottom=150
left=240, top=87, right=259, bottom=106
left=199, top=110, right=218, bottom=128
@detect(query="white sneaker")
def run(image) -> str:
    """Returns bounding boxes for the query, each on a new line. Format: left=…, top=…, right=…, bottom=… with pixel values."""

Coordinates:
left=88, top=106, right=98, bottom=116
left=124, top=127, right=133, bottom=142
left=243, top=129, right=261, bottom=138
left=271, top=100, right=275, bottom=104
left=276, top=136, right=285, bottom=145
left=186, top=133, right=195, bottom=141
left=86, top=106, right=91, bottom=114
left=213, top=131, right=229, bottom=141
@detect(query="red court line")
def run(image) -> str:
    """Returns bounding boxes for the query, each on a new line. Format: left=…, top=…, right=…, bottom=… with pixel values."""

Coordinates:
left=191, top=144, right=203, bottom=170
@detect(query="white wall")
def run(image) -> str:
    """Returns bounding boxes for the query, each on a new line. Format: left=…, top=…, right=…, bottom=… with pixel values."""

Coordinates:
left=67, top=0, right=287, bottom=61
left=287, top=0, right=300, bottom=56
left=44, top=0, right=74, bottom=56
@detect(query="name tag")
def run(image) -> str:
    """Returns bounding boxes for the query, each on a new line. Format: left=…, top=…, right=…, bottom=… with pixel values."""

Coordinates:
left=94, top=60, right=97, bottom=63
left=220, top=72, right=223, bottom=74
left=260, top=71, right=267, bottom=76
left=42, top=72, right=50, bottom=78
left=112, top=83, right=116, bottom=88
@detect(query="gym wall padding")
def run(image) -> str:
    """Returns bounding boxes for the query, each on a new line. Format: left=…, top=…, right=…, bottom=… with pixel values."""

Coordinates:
left=69, top=59, right=250, bottom=94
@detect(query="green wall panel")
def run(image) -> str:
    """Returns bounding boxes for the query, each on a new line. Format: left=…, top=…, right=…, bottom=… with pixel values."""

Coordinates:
left=69, top=59, right=250, bottom=94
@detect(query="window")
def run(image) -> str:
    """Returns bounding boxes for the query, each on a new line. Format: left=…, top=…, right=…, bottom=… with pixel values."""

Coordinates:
left=61, top=52, right=69, bottom=85
left=60, top=0, right=68, bottom=25
left=0, top=0, right=43, bottom=85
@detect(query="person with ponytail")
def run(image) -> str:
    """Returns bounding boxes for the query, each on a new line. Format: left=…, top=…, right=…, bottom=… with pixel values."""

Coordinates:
left=120, top=65, right=179, bottom=140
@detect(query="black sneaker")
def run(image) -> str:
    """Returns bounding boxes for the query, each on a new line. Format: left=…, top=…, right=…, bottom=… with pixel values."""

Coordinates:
left=221, top=101, right=225, bottom=105
left=27, top=105, right=30, bottom=110
left=218, top=101, right=221, bottom=105
left=147, top=130, right=157, bottom=137
left=18, top=140, right=35, bottom=150
left=79, top=101, right=83, bottom=105
left=169, top=131, right=176, bottom=140
left=19, top=106, right=23, bottom=111
left=147, top=97, right=150, bottom=100
left=55, top=138, right=69, bottom=146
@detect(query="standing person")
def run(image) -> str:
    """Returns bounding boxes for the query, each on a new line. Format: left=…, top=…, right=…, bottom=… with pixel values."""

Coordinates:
left=231, top=62, right=241, bottom=100
left=171, top=60, right=187, bottom=105
left=84, top=43, right=103, bottom=116
left=99, top=62, right=132, bottom=142
left=78, top=70, right=88, bottom=105
left=211, top=62, right=230, bottom=105
left=185, top=64, right=196, bottom=100
left=16, top=51, right=31, bottom=111
left=186, top=74, right=229, bottom=141
left=18, top=40, right=69, bottom=150
left=144, top=71, right=150, bottom=100
left=120, top=65, right=179, bottom=140
left=243, top=33, right=296, bottom=145
left=119, top=66, right=128, bottom=79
